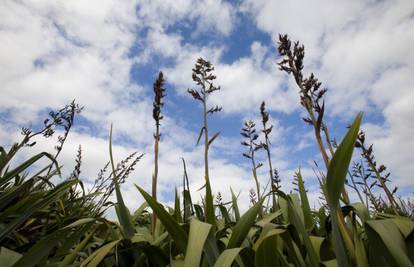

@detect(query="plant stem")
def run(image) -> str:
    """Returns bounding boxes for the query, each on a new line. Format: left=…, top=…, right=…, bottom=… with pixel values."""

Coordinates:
left=152, top=124, right=160, bottom=234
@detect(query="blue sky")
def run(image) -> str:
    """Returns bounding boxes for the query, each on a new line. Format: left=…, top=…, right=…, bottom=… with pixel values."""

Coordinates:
left=1, top=0, right=413, bottom=212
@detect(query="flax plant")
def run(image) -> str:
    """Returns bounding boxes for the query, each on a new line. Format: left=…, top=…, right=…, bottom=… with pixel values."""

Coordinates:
left=151, top=71, right=166, bottom=232
left=187, top=58, right=221, bottom=225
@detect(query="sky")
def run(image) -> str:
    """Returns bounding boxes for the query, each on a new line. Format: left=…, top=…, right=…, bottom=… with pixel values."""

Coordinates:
left=1, top=0, right=413, bottom=215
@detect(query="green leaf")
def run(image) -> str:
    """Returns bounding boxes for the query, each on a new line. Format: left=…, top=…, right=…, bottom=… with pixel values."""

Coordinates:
left=208, top=132, right=220, bottom=146
left=0, top=179, right=77, bottom=242
left=326, top=112, right=362, bottom=267
left=58, top=228, right=97, bottom=267
left=321, top=259, right=338, bottom=267
left=132, top=202, right=149, bottom=221
left=366, top=219, right=413, bottom=267
left=326, top=112, right=362, bottom=208
left=0, top=247, right=22, bottom=267
left=253, top=227, right=286, bottom=251
left=204, top=180, right=215, bottom=226
left=352, top=221, right=368, bottom=267
left=391, top=217, right=414, bottom=238
left=63, top=218, right=96, bottom=229
left=0, top=152, right=59, bottom=187
left=347, top=203, right=370, bottom=224
left=230, top=188, right=240, bottom=221
left=196, top=127, right=205, bottom=145
left=194, top=204, right=205, bottom=221
left=109, top=125, right=135, bottom=239
left=227, top=198, right=264, bottom=249
left=174, top=188, right=183, bottom=223
left=255, top=234, right=287, bottom=267
left=213, top=248, right=244, bottom=267
left=219, top=204, right=232, bottom=224
left=203, top=231, right=220, bottom=266
left=184, top=219, right=212, bottom=267
left=255, top=210, right=283, bottom=228
left=296, top=170, right=313, bottom=230
left=309, top=236, right=324, bottom=262
left=13, top=228, right=71, bottom=267
left=136, top=185, right=188, bottom=253
left=290, top=193, right=305, bottom=226
left=183, top=189, right=193, bottom=222
left=81, top=240, right=121, bottom=267
left=277, top=191, right=319, bottom=267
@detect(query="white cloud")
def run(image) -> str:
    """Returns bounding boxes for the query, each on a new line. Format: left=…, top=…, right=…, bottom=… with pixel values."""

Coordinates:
left=137, top=0, right=235, bottom=36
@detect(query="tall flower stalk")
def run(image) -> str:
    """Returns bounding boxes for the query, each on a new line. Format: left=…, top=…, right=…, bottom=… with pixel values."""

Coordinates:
left=260, top=101, right=280, bottom=210
left=188, top=58, right=221, bottom=226
left=241, top=120, right=263, bottom=200
left=277, top=34, right=350, bottom=204
left=278, top=35, right=330, bottom=169
left=355, top=130, right=400, bottom=214
left=151, top=71, right=166, bottom=233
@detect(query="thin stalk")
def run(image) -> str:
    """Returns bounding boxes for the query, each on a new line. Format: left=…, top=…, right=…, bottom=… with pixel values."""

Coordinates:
left=366, top=159, right=399, bottom=215
left=203, top=94, right=210, bottom=185
left=323, top=126, right=335, bottom=158
left=347, top=170, right=365, bottom=205
left=152, top=125, right=160, bottom=233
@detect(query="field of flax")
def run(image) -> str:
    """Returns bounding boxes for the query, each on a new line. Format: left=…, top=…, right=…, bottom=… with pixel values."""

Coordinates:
left=0, top=35, right=413, bottom=267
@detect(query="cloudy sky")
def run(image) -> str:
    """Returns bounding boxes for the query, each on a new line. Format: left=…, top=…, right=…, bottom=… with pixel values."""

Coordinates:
left=1, top=0, right=413, bottom=214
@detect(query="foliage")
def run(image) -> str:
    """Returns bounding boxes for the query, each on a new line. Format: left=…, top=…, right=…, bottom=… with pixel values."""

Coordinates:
left=1, top=35, right=413, bottom=267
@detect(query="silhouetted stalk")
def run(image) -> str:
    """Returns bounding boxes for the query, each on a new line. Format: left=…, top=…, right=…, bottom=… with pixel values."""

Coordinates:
left=277, top=34, right=354, bottom=206
left=278, top=34, right=356, bottom=258
left=188, top=58, right=221, bottom=226
left=347, top=169, right=365, bottom=205
left=356, top=131, right=399, bottom=215
left=241, top=120, right=262, bottom=200
left=322, top=125, right=335, bottom=157
left=260, top=101, right=279, bottom=210
left=202, top=94, right=210, bottom=185
left=46, top=100, right=83, bottom=176
left=0, top=101, right=82, bottom=177
left=278, top=35, right=330, bottom=169
left=151, top=72, right=165, bottom=233
left=241, top=120, right=263, bottom=216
